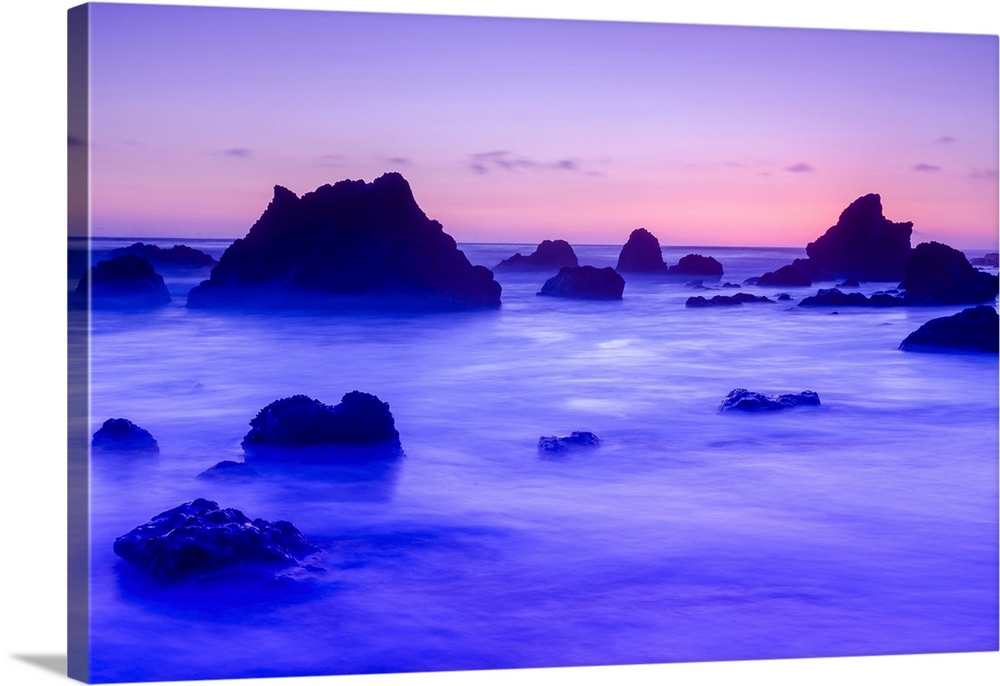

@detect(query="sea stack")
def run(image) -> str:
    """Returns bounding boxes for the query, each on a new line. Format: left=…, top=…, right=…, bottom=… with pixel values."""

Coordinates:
left=187, top=173, right=501, bottom=310
left=494, top=239, right=579, bottom=271
left=75, top=255, right=171, bottom=307
left=616, top=228, right=667, bottom=273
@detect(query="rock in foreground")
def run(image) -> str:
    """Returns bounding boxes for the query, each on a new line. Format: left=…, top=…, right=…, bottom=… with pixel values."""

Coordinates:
left=901, top=241, right=999, bottom=305
left=113, top=498, right=318, bottom=581
left=719, top=388, right=821, bottom=412
left=899, top=305, right=999, bottom=353
left=91, top=418, right=159, bottom=453
left=494, top=240, right=579, bottom=271
left=537, top=266, right=625, bottom=300
left=538, top=431, right=602, bottom=455
left=756, top=263, right=812, bottom=287
left=616, top=228, right=667, bottom=273
left=798, top=288, right=905, bottom=307
left=75, top=255, right=171, bottom=307
left=197, top=460, right=260, bottom=480
left=686, top=293, right=773, bottom=307
left=187, top=173, right=501, bottom=310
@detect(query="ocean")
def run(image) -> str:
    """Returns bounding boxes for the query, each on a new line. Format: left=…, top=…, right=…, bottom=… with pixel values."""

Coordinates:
left=71, top=239, right=998, bottom=682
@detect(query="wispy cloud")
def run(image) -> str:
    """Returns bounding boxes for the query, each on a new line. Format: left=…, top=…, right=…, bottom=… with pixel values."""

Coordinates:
left=785, top=163, right=814, bottom=173
left=222, top=148, right=252, bottom=158
left=936, top=136, right=957, bottom=144
left=384, top=156, right=412, bottom=167
left=912, top=163, right=941, bottom=172
left=468, top=150, right=597, bottom=175
left=969, top=168, right=998, bottom=180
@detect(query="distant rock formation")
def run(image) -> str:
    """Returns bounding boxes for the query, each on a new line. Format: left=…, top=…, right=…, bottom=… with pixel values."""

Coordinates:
left=242, top=392, right=401, bottom=454
left=538, top=431, right=602, bottom=455
left=91, top=418, right=159, bottom=453
left=537, top=266, right=625, bottom=300
left=75, top=255, right=171, bottom=306
left=756, top=263, right=811, bottom=287
left=197, top=460, right=260, bottom=480
left=719, top=388, right=821, bottom=412
left=109, top=242, right=218, bottom=269
left=113, top=498, right=318, bottom=581
left=686, top=293, right=773, bottom=307
left=901, top=241, right=999, bottom=305
left=667, top=254, right=724, bottom=277
left=494, top=240, right=579, bottom=271
left=899, top=305, right=999, bottom=353
left=805, top=193, right=913, bottom=280
left=187, top=173, right=501, bottom=310
left=969, top=252, right=999, bottom=268
left=798, top=288, right=905, bottom=307
left=616, top=228, right=667, bottom=273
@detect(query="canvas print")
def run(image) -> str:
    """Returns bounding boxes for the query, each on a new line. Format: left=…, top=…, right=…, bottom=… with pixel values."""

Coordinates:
left=67, top=2, right=999, bottom=683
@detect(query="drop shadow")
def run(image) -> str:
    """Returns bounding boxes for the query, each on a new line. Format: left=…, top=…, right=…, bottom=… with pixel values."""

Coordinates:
left=11, top=653, right=67, bottom=676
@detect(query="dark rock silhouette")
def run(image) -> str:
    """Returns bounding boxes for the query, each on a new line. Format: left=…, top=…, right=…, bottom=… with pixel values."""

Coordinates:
left=798, top=288, right=905, bottom=307
left=790, top=258, right=836, bottom=282
left=75, top=255, right=171, bottom=306
left=899, top=305, right=999, bottom=353
left=686, top=293, right=773, bottom=307
left=494, top=239, right=579, bottom=271
left=197, top=460, right=260, bottom=480
left=109, top=242, right=218, bottom=269
left=537, top=266, right=625, bottom=300
left=242, top=392, right=401, bottom=452
left=616, top=228, right=667, bottom=273
left=756, top=263, right=811, bottom=287
left=901, top=241, right=999, bottom=305
left=91, top=418, right=159, bottom=453
left=805, top=193, right=913, bottom=280
left=538, top=431, right=602, bottom=455
left=837, top=278, right=861, bottom=288
left=969, top=252, right=999, bottom=268
left=719, top=388, right=821, bottom=412
left=667, top=254, right=724, bottom=277
left=187, top=173, right=501, bottom=310
left=113, top=498, right=318, bottom=581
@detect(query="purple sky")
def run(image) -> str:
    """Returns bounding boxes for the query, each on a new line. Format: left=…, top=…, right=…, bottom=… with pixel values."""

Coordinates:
left=85, top=2, right=999, bottom=248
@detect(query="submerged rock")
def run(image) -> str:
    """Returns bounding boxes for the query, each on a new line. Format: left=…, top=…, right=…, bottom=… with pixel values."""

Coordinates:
left=899, top=305, right=999, bottom=353
left=197, top=460, right=260, bottom=480
left=798, top=288, right=905, bottom=307
left=187, top=173, right=501, bottom=310
left=538, top=431, right=602, bottom=455
left=494, top=239, right=579, bottom=271
left=719, top=388, right=821, bottom=412
left=537, top=266, right=625, bottom=300
left=91, top=418, right=159, bottom=453
left=113, top=498, right=318, bottom=581
left=667, top=254, right=724, bottom=277
left=756, top=263, right=812, bottom=287
left=242, top=392, right=401, bottom=453
left=75, top=254, right=171, bottom=306
left=805, top=193, right=913, bottom=280
left=686, top=293, right=773, bottom=307
left=616, top=228, right=667, bottom=273
left=901, top=241, right=999, bottom=305
left=109, top=242, right=218, bottom=269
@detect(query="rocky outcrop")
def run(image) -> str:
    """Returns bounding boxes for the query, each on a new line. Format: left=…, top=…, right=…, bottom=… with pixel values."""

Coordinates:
left=616, top=228, right=666, bottom=273
left=756, top=263, right=811, bottom=287
left=901, top=241, right=999, bottom=305
left=805, top=193, right=913, bottom=280
left=91, top=418, right=159, bottom=453
left=242, top=392, right=401, bottom=453
left=75, top=255, right=171, bottom=306
left=538, top=431, right=602, bottom=455
left=197, top=460, right=260, bottom=480
left=667, top=254, right=723, bottom=276
left=686, top=293, right=773, bottom=307
left=187, top=173, right=501, bottom=310
left=899, top=305, right=999, bottom=353
left=537, top=266, right=625, bottom=300
left=494, top=240, right=579, bottom=271
left=719, top=388, right=821, bottom=412
left=968, top=252, right=999, bottom=267
left=113, top=498, right=318, bottom=581
left=109, top=242, right=218, bottom=269
left=798, top=288, right=905, bottom=307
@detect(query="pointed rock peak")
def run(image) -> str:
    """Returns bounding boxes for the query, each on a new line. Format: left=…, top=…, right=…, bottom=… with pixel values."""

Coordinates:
left=837, top=193, right=885, bottom=224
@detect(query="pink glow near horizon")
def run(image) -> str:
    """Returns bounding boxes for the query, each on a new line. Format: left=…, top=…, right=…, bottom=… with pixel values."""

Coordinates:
left=85, top=4, right=999, bottom=249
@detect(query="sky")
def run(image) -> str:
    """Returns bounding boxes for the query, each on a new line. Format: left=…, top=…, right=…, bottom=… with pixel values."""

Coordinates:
left=78, top=2, right=999, bottom=248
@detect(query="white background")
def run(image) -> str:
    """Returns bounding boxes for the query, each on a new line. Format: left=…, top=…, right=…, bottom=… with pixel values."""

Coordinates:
left=2, top=1, right=998, bottom=685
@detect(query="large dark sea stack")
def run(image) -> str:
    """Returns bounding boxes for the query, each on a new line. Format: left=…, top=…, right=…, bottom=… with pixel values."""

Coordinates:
left=91, top=418, right=159, bottom=453
left=719, top=388, right=821, bottom=412
left=901, top=241, right=999, bottom=305
left=494, top=239, right=579, bottom=271
left=899, top=306, right=999, bottom=353
left=537, top=266, right=625, bottom=300
left=242, top=392, right=401, bottom=452
left=616, top=228, right=667, bottom=273
left=113, top=498, right=318, bottom=581
left=667, top=254, right=724, bottom=277
left=187, top=173, right=501, bottom=310
left=109, top=242, right=218, bottom=269
left=805, top=194, right=913, bottom=280
left=75, top=255, right=171, bottom=306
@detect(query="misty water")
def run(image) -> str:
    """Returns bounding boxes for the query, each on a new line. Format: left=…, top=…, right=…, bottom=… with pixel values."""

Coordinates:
left=76, top=240, right=998, bottom=682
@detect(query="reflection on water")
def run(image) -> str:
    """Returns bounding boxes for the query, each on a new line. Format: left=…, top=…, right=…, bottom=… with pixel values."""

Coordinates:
left=83, top=242, right=999, bottom=682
